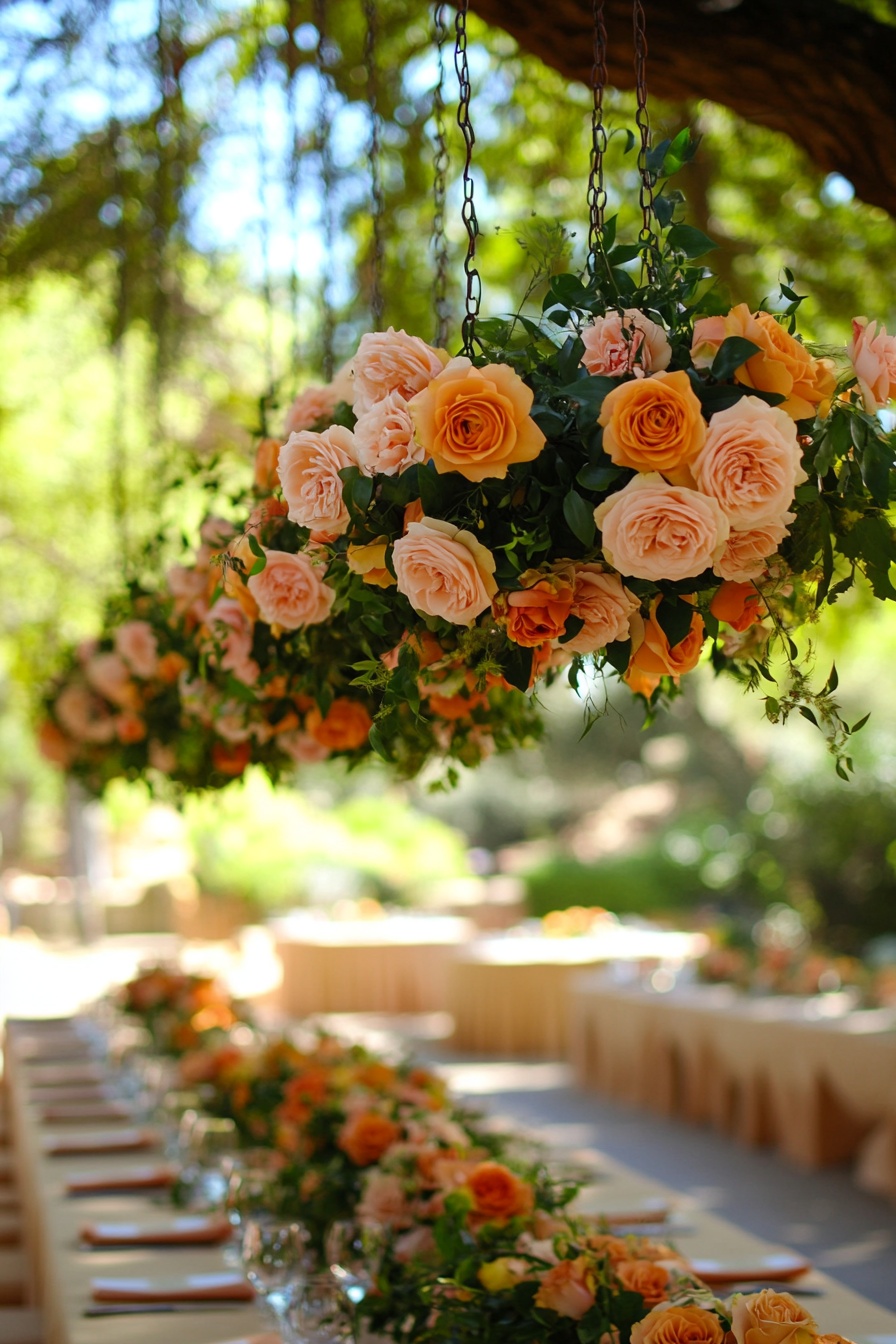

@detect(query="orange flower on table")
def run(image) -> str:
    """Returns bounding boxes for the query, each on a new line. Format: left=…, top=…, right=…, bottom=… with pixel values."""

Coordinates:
left=408, top=356, right=546, bottom=482
left=254, top=436, right=283, bottom=492
left=211, top=739, right=252, bottom=776
left=614, top=1259, right=671, bottom=1308
left=848, top=316, right=896, bottom=412
left=247, top=548, right=335, bottom=631
left=710, top=580, right=766, bottom=631
left=534, top=1256, right=596, bottom=1320
left=595, top=474, right=729, bottom=582
left=305, top=697, right=372, bottom=751
left=731, top=1290, right=818, bottom=1344
left=583, top=1233, right=632, bottom=1264
left=691, top=398, right=806, bottom=531
left=495, top=569, right=575, bottom=648
left=346, top=538, right=396, bottom=588
left=599, top=370, right=706, bottom=477
left=392, top=517, right=497, bottom=625
left=337, top=1110, right=401, bottom=1165
left=628, top=598, right=706, bottom=681
left=631, top=1305, right=726, bottom=1344
left=464, top=1160, right=534, bottom=1226
left=691, top=304, right=834, bottom=421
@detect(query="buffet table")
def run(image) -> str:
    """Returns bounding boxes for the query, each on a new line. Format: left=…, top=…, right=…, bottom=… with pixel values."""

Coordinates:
left=569, top=975, right=896, bottom=1194
left=448, top=927, right=706, bottom=1056
left=271, top=914, right=471, bottom=1017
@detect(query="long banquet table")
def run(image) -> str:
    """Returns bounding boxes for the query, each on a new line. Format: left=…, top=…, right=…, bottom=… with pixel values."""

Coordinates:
left=569, top=974, right=896, bottom=1196
left=6, top=1013, right=896, bottom=1344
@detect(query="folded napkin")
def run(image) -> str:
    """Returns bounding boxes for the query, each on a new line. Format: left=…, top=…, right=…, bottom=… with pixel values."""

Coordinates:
left=81, top=1215, right=233, bottom=1248
left=43, top=1127, right=157, bottom=1157
left=41, top=1101, right=133, bottom=1125
left=65, top=1163, right=176, bottom=1195
left=91, top=1274, right=255, bottom=1304
left=29, top=1083, right=115, bottom=1104
left=15, top=1037, right=95, bottom=1061
left=689, top=1252, right=811, bottom=1285
left=26, top=1063, right=106, bottom=1085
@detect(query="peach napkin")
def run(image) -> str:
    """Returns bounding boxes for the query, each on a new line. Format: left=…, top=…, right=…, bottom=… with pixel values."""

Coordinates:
left=41, top=1101, right=133, bottom=1125
left=26, top=1063, right=107, bottom=1086
left=81, top=1216, right=233, bottom=1248
left=65, top=1163, right=176, bottom=1195
left=91, top=1274, right=255, bottom=1303
left=43, top=1128, right=158, bottom=1157
left=29, top=1083, right=115, bottom=1103
left=689, top=1252, right=811, bottom=1285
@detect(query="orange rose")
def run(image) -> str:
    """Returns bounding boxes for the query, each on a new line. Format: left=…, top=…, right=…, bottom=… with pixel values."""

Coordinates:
left=599, top=370, right=706, bottom=476
left=222, top=534, right=261, bottom=621
left=584, top=1233, right=633, bottom=1264
left=156, top=651, right=188, bottom=684
left=464, top=1161, right=534, bottom=1225
left=629, top=598, right=705, bottom=679
left=691, top=305, right=834, bottom=421
left=337, top=1110, right=401, bottom=1165
left=496, top=570, right=575, bottom=648
left=346, top=539, right=396, bottom=588
left=710, top=581, right=765, bottom=630
left=38, top=720, right=74, bottom=767
left=534, top=1258, right=596, bottom=1320
left=409, top=356, right=546, bottom=482
left=428, top=689, right=489, bottom=721
left=614, top=1259, right=670, bottom=1308
left=115, top=711, right=146, bottom=744
left=306, top=697, right=373, bottom=751
left=211, top=740, right=252, bottom=776
left=631, top=1305, right=725, bottom=1344
left=731, top=1291, right=818, bottom=1344
left=254, top=436, right=283, bottom=492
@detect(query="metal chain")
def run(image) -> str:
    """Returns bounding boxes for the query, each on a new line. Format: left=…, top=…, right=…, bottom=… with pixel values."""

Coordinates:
left=284, top=12, right=303, bottom=383
left=586, top=0, right=608, bottom=274
left=253, top=0, right=276, bottom=419
left=364, top=0, right=385, bottom=330
left=431, top=2, right=450, bottom=347
left=633, top=0, right=657, bottom=280
left=314, top=0, right=336, bottom=380
left=454, top=0, right=481, bottom=356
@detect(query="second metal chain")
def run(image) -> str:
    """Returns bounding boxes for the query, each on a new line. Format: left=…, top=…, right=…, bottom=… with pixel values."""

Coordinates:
left=633, top=0, right=657, bottom=280
left=363, top=0, right=385, bottom=330
left=454, top=0, right=481, bottom=356
left=314, top=0, right=336, bottom=380
left=586, top=0, right=608, bottom=274
left=431, top=2, right=450, bottom=348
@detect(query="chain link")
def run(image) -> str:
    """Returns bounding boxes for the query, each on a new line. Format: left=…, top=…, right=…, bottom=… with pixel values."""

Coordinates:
left=454, top=0, right=481, bottom=356
left=253, top=1, right=276, bottom=416
left=586, top=0, right=608, bottom=274
left=314, top=0, right=336, bottom=380
left=364, top=0, right=385, bottom=330
left=284, top=8, right=303, bottom=383
left=633, top=0, right=657, bottom=281
left=431, top=2, right=450, bottom=348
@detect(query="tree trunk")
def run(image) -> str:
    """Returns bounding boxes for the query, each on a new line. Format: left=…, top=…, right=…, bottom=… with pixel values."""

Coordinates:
left=468, top=0, right=896, bottom=217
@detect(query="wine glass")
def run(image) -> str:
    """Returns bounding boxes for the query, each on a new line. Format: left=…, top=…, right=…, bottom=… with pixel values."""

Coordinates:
left=241, top=1216, right=312, bottom=1341
left=223, top=1165, right=278, bottom=1267
left=188, top=1115, right=238, bottom=1209
left=287, top=1273, right=351, bottom=1344
left=325, top=1219, right=384, bottom=1306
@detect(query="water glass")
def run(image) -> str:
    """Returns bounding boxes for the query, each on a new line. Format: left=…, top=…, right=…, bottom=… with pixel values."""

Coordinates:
left=241, top=1216, right=312, bottom=1338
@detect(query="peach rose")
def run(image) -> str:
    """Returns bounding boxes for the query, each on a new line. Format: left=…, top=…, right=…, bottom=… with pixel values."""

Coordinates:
left=167, top=563, right=209, bottom=619
left=848, top=316, right=896, bottom=412
left=220, top=534, right=260, bottom=621
left=354, top=391, right=424, bottom=476
left=254, top=436, right=283, bottom=491
left=497, top=569, right=575, bottom=647
left=561, top=564, right=640, bottom=654
left=305, top=697, right=372, bottom=751
left=278, top=730, right=330, bottom=763
left=594, top=474, right=729, bottom=581
left=409, top=356, right=546, bottom=482
left=713, top=520, right=791, bottom=582
left=631, top=1305, right=725, bottom=1344
left=614, top=1259, right=670, bottom=1308
left=710, top=580, right=765, bottom=630
left=394, top=1226, right=438, bottom=1263
left=247, top=549, right=335, bottom=630
left=347, top=539, right=396, bottom=588
left=392, top=517, right=497, bottom=625
left=337, top=1110, right=401, bottom=1165
left=599, top=370, right=706, bottom=476
left=534, top=1258, right=596, bottom=1320
left=692, top=397, right=807, bottom=530
left=465, top=1161, right=534, bottom=1226
left=85, top=652, right=137, bottom=708
left=629, top=598, right=705, bottom=678
left=691, top=305, right=833, bottom=421
left=351, top=328, right=449, bottom=414
left=730, top=1291, right=818, bottom=1344
left=201, top=515, right=237, bottom=547
left=357, top=1172, right=412, bottom=1228
left=278, top=425, right=358, bottom=540
left=114, top=621, right=158, bottom=678
left=283, top=362, right=353, bottom=435
left=148, top=739, right=177, bottom=773
left=584, top=1234, right=634, bottom=1265
left=205, top=597, right=259, bottom=685
left=581, top=309, right=672, bottom=379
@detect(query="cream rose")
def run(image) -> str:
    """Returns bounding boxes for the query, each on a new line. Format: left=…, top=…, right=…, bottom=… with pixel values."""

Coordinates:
left=247, top=549, right=335, bottom=630
left=714, top=519, right=791, bottom=582
left=392, top=517, right=498, bottom=625
left=409, top=356, right=546, bottom=482
left=533, top=1258, right=596, bottom=1320
left=581, top=309, right=672, bottom=378
left=692, top=397, right=807, bottom=529
left=560, top=564, right=640, bottom=654
left=354, top=390, right=424, bottom=476
left=278, top=730, right=331, bottom=764
left=114, top=620, right=159, bottom=678
left=278, top=425, right=358, bottom=539
left=594, top=474, right=729, bottom=581
left=731, top=1291, right=818, bottom=1344
left=848, top=316, right=896, bottom=412
left=351, top=328, right=449, bottom=414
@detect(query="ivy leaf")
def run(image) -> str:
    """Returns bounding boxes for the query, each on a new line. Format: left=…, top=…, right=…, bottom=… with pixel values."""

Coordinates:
left=563, top=489, right=596, bottom=546
left=559, top=614, right=585, bottom=644
left=558, top=375, right=618, bottom=417
left=655, top=595, right=693, bottom=647
left=710, top=337, right=761, bottom=381
left=603, top=638, right=631, bottom=674
left=576, top=463, right=623, bottom=492
left=859, top=436, right=894, bottom=508
left=501, top=645, right=534, bottom=693
left=606, top=243, right=641, bottom=266
left=666, top=223, right=718, bottom=258
left=247, top=531, right=265, bottom=558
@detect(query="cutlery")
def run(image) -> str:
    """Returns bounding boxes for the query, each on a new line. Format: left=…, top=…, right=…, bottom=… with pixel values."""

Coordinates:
left=84, top=1303, right=248, bottom=1317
